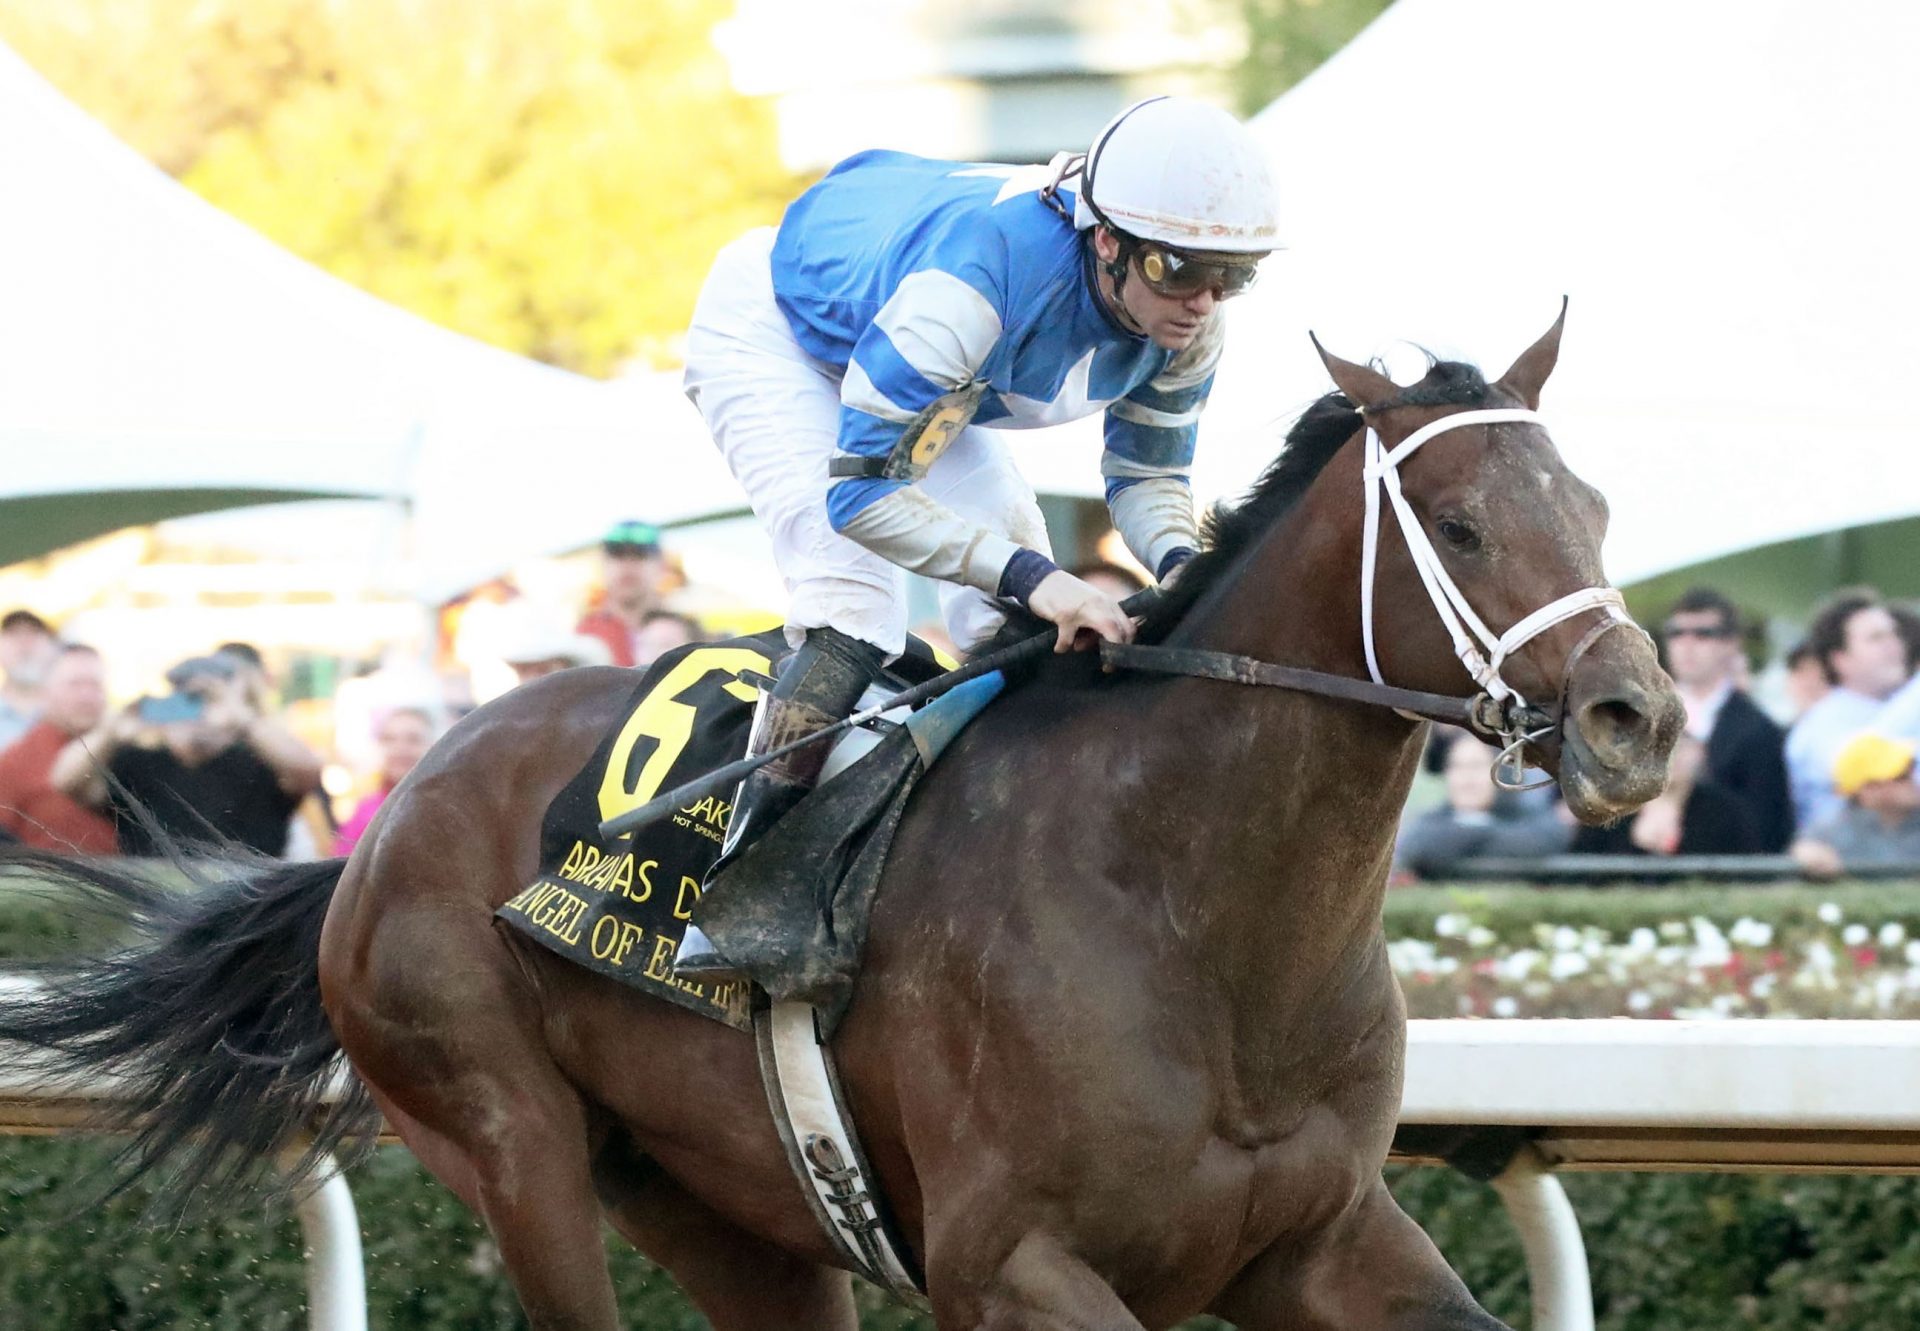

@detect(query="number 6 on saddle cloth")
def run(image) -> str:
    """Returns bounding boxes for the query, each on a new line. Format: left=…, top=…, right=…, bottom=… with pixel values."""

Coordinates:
left=495, top=628, right=998, bottom=1033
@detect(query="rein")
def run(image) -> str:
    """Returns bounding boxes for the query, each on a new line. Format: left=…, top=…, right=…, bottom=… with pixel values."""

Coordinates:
left=1106, top=407, right=1647, bottom=788
left=1098, top=640, right=1548, bottom=739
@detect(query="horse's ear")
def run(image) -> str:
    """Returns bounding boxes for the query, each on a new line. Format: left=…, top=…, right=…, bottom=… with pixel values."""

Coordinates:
left=1310, top=332, right=1397, bottom=411
left=1494, top=297, right=1569, bottom=410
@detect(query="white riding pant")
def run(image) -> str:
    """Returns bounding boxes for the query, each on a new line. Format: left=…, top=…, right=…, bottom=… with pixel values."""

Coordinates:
left=682, top=228, right=1051, bottom=657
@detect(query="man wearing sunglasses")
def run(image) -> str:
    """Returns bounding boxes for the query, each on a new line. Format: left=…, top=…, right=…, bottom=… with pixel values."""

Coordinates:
left=1658, top=588, right=1793, bottom=851
left=675, top=95, right=1277, bottom=978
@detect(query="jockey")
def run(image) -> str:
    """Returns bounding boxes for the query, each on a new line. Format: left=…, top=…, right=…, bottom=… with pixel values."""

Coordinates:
left=674, top=95, right=1280, bottom=979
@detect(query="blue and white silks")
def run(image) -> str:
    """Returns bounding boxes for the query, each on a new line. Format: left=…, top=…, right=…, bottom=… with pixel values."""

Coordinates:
left=769, top=151, right=1216, bottom=584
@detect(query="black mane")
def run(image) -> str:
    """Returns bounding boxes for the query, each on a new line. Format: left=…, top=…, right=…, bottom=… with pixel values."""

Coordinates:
left=1136, top=360, right=1499, bottom=642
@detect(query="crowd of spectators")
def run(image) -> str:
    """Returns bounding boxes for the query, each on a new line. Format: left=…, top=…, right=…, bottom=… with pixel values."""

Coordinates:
left=1393, top=584, right=1920, bottom=882
left=0, top=639, right=323, bottom=858
left=5, top=515, right=1918, bottom=889
left=0, top=518, right=720, bottom=863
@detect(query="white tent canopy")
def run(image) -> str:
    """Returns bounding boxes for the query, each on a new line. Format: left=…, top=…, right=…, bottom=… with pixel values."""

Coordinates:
left=1007, top=0, right=1920, bottom=587
left=0, top=42, right=733, bottom=599
left=6, top=2, right=1916, bottom=598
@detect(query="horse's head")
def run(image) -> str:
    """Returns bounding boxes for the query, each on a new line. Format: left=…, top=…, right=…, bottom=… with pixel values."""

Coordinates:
left=1310, top=305, right=1682, bottom=823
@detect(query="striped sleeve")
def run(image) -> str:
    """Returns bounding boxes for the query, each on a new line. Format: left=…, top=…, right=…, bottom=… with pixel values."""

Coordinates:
left=1100, top=312, right=1221, bottom=575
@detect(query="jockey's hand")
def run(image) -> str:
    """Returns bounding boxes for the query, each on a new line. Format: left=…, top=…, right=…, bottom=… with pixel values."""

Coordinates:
left=1028, top=570, right=1137, bottom=653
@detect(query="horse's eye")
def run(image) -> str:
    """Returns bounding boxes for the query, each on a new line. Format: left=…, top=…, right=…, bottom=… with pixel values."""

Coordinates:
left=1437, top=517, right=1479, bottom=550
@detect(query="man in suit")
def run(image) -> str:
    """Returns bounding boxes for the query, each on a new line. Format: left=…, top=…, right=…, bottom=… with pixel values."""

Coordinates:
left=1661, top=588, right=1794, bottom=850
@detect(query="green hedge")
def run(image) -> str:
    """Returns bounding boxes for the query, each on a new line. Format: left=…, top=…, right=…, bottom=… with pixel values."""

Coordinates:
left=6, top=1139, right=1919, bottom=1330
left=4, top=875, right=1920, bottom=1328
left=0, top=879, right=134, bottom=964
left=1396, top=1168, right=1920, bottom=1331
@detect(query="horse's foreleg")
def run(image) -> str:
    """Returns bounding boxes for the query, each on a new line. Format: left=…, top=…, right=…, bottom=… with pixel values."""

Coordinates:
left=1209, top=1180, right=1511, bottom=1331
left=926, top=1230, right=1149, bottom=1331
left=592, top=1135, right=858, bottom=1331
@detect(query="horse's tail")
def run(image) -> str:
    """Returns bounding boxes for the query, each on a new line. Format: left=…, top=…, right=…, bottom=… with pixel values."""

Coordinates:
left=0, top=847, right=376, bottom=1212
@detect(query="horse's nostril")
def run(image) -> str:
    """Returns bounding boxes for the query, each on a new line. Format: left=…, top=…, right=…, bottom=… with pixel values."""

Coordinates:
left=1576, top=695, right=1649, bottom=762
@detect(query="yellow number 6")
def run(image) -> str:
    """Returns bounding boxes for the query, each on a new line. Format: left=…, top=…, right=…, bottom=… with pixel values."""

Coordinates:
left=598, top=648, right=771, bottom=825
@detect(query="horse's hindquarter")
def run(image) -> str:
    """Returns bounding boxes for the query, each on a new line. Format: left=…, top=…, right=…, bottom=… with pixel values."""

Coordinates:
left=321, top=668, right=847, bottom=1261
left=838, top=678, right=1411, bottom=1320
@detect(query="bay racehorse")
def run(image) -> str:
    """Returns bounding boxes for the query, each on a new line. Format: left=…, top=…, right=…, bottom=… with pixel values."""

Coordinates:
left=0, top=308, right=1680, bottom=1329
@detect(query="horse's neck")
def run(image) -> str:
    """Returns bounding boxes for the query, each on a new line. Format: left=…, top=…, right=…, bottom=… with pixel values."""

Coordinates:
left=1144, top=445, right=1424, bottom=1053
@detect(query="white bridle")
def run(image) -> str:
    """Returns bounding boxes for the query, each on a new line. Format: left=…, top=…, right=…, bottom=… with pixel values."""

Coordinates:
left=1360, top=407, right=1641, bottom=778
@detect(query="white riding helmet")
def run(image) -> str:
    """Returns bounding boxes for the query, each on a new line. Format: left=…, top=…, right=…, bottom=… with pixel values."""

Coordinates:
left=1073, top=95, right=1281, bottom=254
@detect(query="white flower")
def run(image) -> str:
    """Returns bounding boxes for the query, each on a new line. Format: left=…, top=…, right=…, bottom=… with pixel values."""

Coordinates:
left=1550, top=952, right=1590, bottom=980
left=1628, top=927, right=1658, bottom=955
left=1818, top=902, right=1844, bottom=925
left=1467, top=926, right=1497, bottom=949
left=1435, top=955, right=1460, bottom=975
left=1879, top=922, right=1907, bottom=948
left=1659, top=920, right=1689, bottom=940
left=1805, top=939, right=1837, bottom=979
left=1435, top=912, right=1468, bottom=939
left=1627, top=989, right=1653, bottom=1012
left=1553, top=925, right=1581, bottom=952
left=1729, top=917, right=1774, bottom=948
left=1500, top=949, right=1542, bottom=980
left=1843, top=923, right=1870, bottom=947
left=1689, top=918, right=1733, bottom=968
left=1907, top=941, right=1920, bottom=967
left=1492, top=996, right=1519, bottom=1018
left=1875, top=974, right=1903, bottom=1010
left=1751, top=974, right=1776, bottom=999
left=1389, top=938, right=1437, bottom=974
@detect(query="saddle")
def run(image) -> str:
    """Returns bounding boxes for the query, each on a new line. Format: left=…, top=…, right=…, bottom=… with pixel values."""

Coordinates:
left=494, top=627, right=984, bottom=1032
left=495, top=629, right=999, bottom=1297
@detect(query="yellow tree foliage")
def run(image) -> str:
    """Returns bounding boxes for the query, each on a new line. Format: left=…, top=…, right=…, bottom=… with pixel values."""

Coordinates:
left=0, top=0, right=798, bottom=375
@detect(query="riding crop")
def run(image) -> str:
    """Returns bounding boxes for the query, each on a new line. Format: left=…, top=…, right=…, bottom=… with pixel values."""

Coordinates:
left=595, top=588, right=1165, bottom=840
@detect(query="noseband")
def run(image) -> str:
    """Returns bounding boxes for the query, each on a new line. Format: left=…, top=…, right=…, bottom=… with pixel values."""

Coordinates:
left=1101, top=406, right=1648, bottom=788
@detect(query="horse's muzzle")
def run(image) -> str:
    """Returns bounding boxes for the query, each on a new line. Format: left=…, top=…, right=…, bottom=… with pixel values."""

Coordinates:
left=1557, top=672, right=1685, bottom=825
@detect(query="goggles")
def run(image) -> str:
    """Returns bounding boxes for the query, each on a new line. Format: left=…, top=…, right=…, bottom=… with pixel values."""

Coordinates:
left=1132, top=241, right=1264, bottom=300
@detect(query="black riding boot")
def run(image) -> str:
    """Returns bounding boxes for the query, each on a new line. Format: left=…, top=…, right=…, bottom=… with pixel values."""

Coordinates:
left=673, top=626, right=885, bottom=981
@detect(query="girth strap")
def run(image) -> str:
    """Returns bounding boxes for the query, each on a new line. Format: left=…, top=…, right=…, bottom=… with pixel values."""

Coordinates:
left=1098, top=641, right=1548, bottom=737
